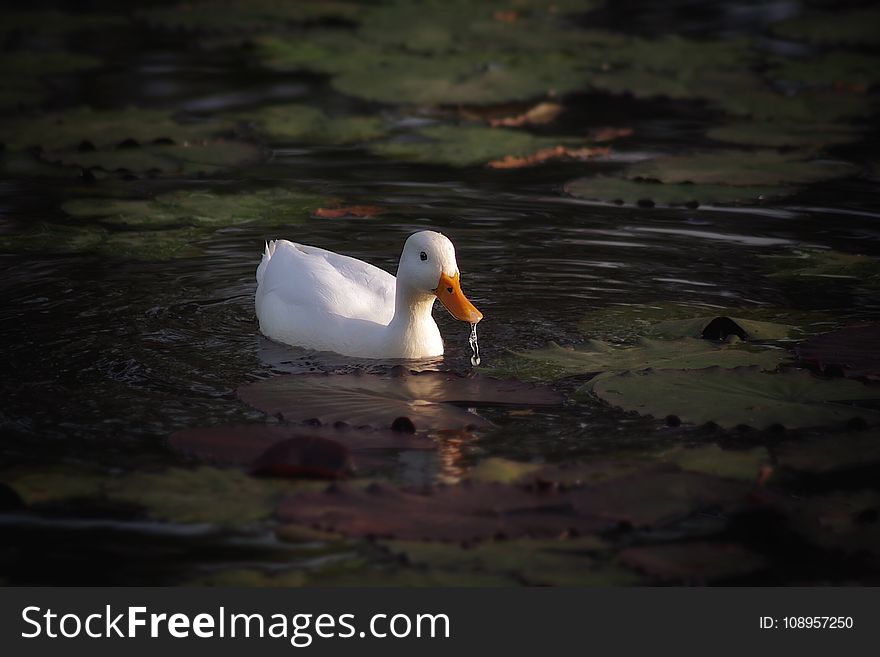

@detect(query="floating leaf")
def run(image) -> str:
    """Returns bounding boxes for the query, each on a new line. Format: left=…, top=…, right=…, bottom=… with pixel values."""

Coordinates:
left=386, top=537, right=640, bottom=586
left=489, top=338, right=785, bottom=382
left=137, top=0, right=362, bottom=34
left=370, top=125, right=578, bottom=166
left=252, top=437, right=353, bottom=479
left=43, top=140, right=262, bottom=176
left=564, top=175, right=792, bottom=207
left=356, top=0, right=610, bottom=55
left=775, top=432, right=880, bottom=476
left=577, top=303, right=833, bottom=344
left=237, top=371, right=562, bottom=431
left=657, top=444, right=770, bottom=483
left=768, top=53, right=880, bottom=89
left=63, top=188, right=329, bottom=228
left=232, top=104, right=387, bottom=144
left=796, top=325, right=880, bottom=380
left=0, top=224, right=205, bottom=261
left=169, top=424, right=435, bottom=466
left=589, top=366, right=880, bottom=429
left=627, top=150, right=856, bottom=186
left=277, top=481, right=617, bottom=541
left=619, top=542, right=766, bottom=583
left=0, top=465, right=106, bottom=506
left=106, top=467, right=286, bottom=527
left=0, top=108, right=228, bottom=152
left=706, top=121, right=861, bottom=148
left=772, top=8, right=880, bottom=46
left=280, top=465, right=749, bottom=541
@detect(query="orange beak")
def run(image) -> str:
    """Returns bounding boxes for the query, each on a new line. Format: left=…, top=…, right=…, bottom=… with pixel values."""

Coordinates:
left=434, top=272, right=483, bottom=323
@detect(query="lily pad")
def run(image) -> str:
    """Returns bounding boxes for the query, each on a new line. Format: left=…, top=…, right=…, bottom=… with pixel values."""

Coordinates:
left=169, top=424, right=435, bottom=466
left=277, top=480, right=617, bottom=541
left=62, top=188, right=329, bottom=228
left=232, top=104, right=387, bottom=144
left=357, top=0, right=610, bottom=54
left=706, top=121, right=861, bottom=148
left=775, top=432, right=880, bottom=476
left=0, top=108, right=228, bottom=152
left=0, top=224, right=206, bottom=261
left=772, top=8, right=880, bottom=46
left=577, top=303, right=835, bottom=344
left=137, top=0, right=362, bottom=34
left=252, top=437, right=353, bottom=479
left=106, top=467, right=287, bottom=527
left=627, top=150, right=856, bottom=186
left=0, top=465, right=106, bottom=506
left=564, top=175, right=792, bottom=207
left=588, top=366, right=880, bottom=429
left=489, top=338, right=785, bottom=382
left=237, top=371, right=562, bottom=431
left=43, top=140, right=263, bottom=176
left=335, top=50, right=589, bottom=106
left=386, top=537, right=640, bottom=586
left=370, top=125, right=575, bottom=166
left=768, top=53, right=880, bottom=89
left=796, top=325, right=880, bottom=380
left=657, top=444, right=770, bottom=483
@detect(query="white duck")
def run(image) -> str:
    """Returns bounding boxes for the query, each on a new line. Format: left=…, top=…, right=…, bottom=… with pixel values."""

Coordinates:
left=255, top=230, right=483, bottom=359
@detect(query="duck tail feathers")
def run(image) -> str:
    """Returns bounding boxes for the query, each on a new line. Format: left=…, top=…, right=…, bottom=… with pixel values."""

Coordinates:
left=256, top=239, right=277, bottom=284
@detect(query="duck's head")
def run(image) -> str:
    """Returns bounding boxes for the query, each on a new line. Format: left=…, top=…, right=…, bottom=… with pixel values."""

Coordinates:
left=399, top=230, right=483, bottom=324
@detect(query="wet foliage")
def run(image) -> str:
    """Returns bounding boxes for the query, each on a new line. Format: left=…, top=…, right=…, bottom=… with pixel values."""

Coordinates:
left=1, top=0, right=880, bottom=586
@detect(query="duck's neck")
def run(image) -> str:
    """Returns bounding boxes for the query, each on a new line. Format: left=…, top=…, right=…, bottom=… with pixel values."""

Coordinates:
left=386, top=282, right=441, bottom=357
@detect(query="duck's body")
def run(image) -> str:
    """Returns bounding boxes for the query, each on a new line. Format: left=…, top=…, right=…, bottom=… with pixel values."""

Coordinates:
left=255, top=231, right=481, bottom=359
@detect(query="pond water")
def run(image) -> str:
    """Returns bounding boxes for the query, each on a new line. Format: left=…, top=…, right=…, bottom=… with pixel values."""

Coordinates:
left=1, top=0, right=880, bottom=585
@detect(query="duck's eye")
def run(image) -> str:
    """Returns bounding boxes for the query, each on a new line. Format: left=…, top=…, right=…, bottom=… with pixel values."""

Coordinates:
left=420, top=251, right=427, bottom=261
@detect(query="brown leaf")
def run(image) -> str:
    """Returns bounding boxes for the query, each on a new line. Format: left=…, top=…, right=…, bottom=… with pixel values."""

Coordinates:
left=487, top=145, right=610, bottom=169
left=313, top=205, right=385, bottom=218
left=590, top=127, right=634, bottom=143
left=488, top=102, right=562, bottom=127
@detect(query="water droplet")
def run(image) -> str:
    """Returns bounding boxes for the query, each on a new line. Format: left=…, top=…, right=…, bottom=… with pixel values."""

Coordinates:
left=468, top=323, right=481, bottom=367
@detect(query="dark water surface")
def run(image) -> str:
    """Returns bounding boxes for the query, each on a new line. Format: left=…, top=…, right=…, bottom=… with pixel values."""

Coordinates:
left=2, top=0, right=880, bottom=585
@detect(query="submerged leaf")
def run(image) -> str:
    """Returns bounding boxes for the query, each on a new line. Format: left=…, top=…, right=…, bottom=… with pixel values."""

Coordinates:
left=589, top=366, right=880, bottom=429
left=252, top=437, right=353, bottom=479
left=487, top=145, right=609, bottom=169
